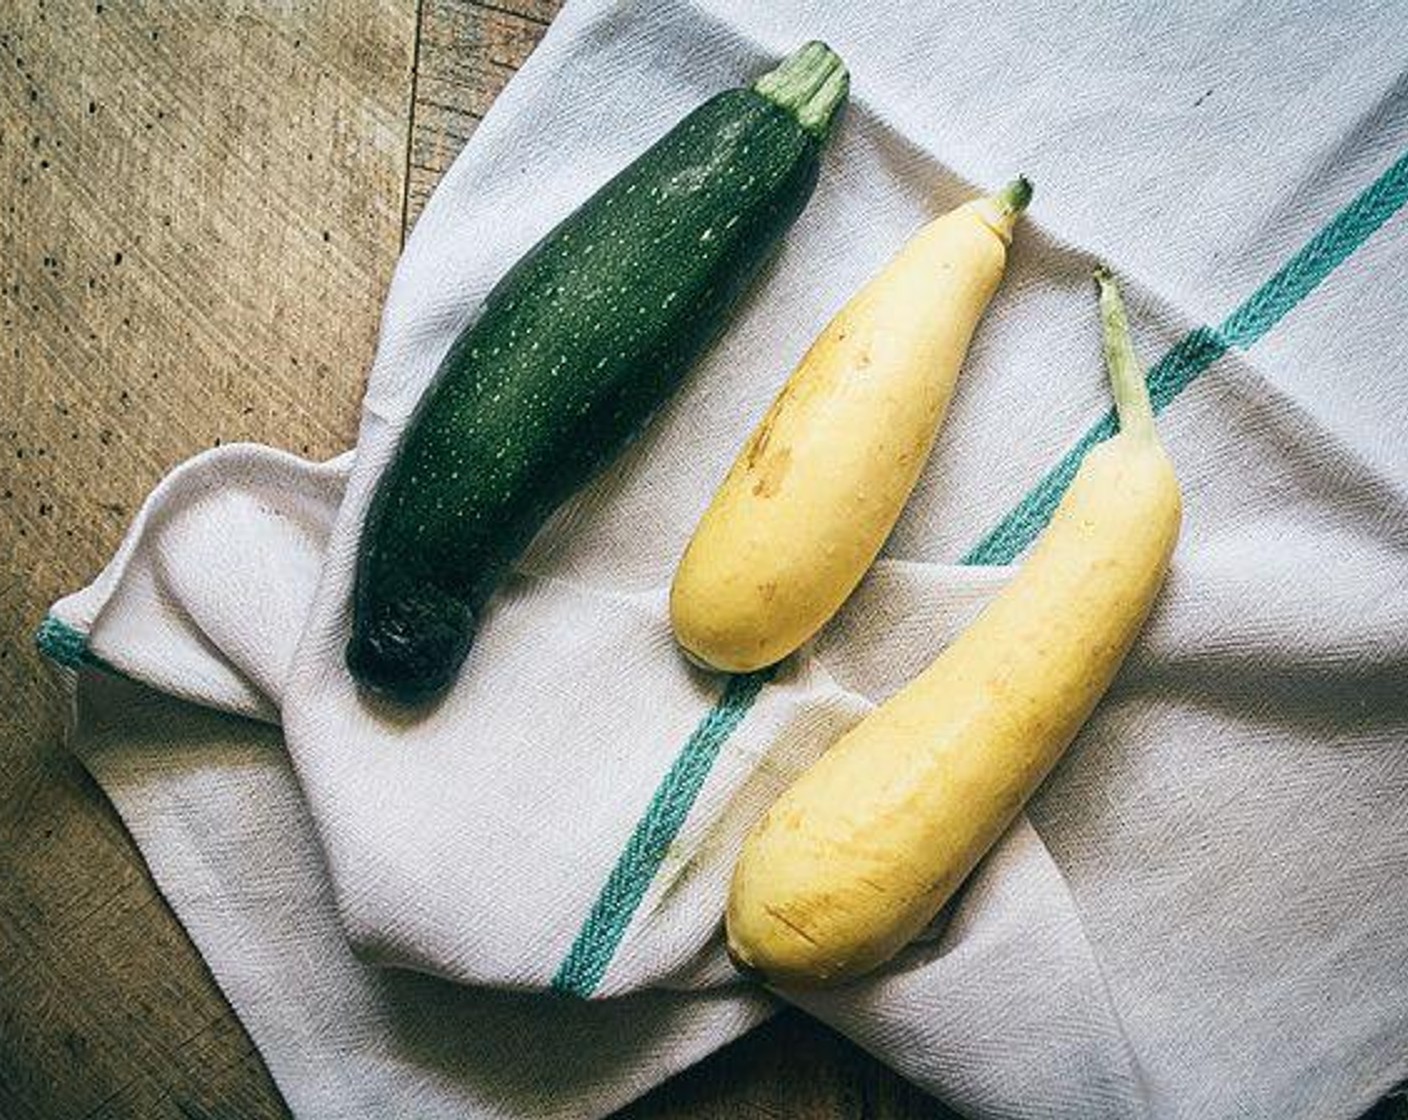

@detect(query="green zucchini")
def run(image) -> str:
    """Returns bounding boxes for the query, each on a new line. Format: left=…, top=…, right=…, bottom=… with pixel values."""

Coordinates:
left=348, top=41, right=849, bottom=703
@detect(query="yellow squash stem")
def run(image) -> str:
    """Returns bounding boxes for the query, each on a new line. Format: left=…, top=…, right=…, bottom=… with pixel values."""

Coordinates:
left=725, top=269, right=1182, bottom=987
left=671, top=178, right=1032, bottom=673
left=1095, top=265, right=1155, bottom=442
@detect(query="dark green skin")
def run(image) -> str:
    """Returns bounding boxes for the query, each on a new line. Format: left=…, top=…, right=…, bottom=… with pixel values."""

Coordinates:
left=348, top=89, right=825, bottom=702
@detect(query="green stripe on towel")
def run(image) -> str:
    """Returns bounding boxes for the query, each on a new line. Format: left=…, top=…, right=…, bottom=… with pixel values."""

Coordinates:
left=35, top=615, right=105, bottom=671
left=552, top=666, right=775, bottom=997
left=968, top=146, right=1408, bottom=564
left=556, top=147, right=1408, bottom=996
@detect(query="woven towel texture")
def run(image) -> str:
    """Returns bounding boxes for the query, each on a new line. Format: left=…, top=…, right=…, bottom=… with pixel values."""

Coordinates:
left=44, top=2, right=1408, bottom=1117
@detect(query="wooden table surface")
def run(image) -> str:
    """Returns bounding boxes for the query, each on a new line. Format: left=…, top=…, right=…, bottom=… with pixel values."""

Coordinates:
left=0, top=3, right=954, bottom=1117
left=4, top=6, right=1403, bottom=1120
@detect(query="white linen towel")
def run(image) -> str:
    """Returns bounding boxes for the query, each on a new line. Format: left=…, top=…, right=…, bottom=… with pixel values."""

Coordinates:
left=41, top=1, right=1408, bottom=1116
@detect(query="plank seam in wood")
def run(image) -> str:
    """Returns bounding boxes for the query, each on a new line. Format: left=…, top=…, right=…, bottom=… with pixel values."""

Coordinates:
left=401, top=0, right=430, bottom=245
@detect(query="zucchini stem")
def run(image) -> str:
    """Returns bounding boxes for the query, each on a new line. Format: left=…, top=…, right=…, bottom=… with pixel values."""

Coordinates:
left=754, top=41, right=849, bottom=138
left=1094, top=267, right=1156, bottom=442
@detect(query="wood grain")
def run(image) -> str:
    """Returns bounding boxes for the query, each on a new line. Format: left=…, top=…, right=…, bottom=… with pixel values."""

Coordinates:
left=405, top=0, right=562, bottom=226
left=0, top=1, right=414, bottom=1117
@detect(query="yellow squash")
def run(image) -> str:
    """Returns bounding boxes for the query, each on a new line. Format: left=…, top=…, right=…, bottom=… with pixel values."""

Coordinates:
left=671, top=179, right=1032, bottom=672
left=726, top=269, right=1181, bottom=986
